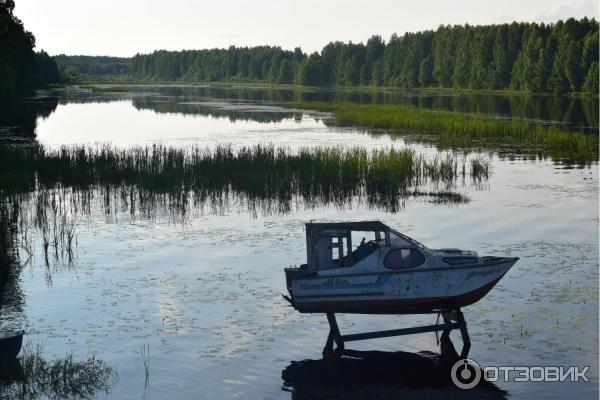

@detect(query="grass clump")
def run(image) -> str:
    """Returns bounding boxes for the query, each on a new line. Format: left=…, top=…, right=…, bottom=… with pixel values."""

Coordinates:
left=80, top=85, right=130, bottom=93
left=0, top=143, right=491, bottom=271
left=0, top=341, right=117, bottom=399
left=0, top=145, right=489, bottom=211
left=0, top=144, right=489, bottom=214
left=285, top=101, right=598, bottom=162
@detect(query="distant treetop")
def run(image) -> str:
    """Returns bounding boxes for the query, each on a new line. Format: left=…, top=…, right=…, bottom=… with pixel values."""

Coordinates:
left=116, top=18, right=598, bottom=94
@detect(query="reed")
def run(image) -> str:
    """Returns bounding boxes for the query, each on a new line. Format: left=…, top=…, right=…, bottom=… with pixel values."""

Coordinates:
left=139, top=344, right=150, bottom=387
left=0, top=144, right=490, bottom=209
left=0, top=340, right=117, bottom=399
left=0, top=143, right=491, bottom=271
left=286, top=102, right=599, bottom=162
left=81, top=85, right=130, bottom=93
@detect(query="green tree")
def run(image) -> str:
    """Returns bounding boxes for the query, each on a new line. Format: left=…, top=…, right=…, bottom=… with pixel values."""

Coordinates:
left=469, top=28, right=495, bottom=88
left=343, top=60, right=356, bottom=85
left=418, top=55, right=433, bottom=86
left=298, top=53, right=327, bottom=86
left=278, top=59, right=294, bottom=84
left=492, top=26, right=511, bottom=88
left=563, top=36, right=583, bottom=90
left=452, top=28, right=472, bottom=88
left=0, top=0, right=61, bottom=99
left=581, top=30, right=599, bottom=69
left=35, top=50, right=61, bottom=84
left=511, top=26, right=548, bottom=92
left=582, top=61, right=599, bottom=93
left=371, top=60, right=383, bottom=86
left=118, top=18, right=598, bottom=94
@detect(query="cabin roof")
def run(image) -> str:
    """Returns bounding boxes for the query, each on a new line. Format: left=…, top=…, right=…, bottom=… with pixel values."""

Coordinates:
left=305, top=221, right=389, bottom=232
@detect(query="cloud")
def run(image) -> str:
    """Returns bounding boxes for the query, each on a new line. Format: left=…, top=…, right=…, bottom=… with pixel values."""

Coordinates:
left=529, top=0, right=598, bottom=23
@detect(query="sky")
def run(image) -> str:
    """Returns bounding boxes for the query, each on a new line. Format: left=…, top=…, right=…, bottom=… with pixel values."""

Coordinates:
left=15, top=0, right=599, bottom=57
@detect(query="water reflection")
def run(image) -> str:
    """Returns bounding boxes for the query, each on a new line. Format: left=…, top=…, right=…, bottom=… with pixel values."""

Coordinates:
left=10, top=85, right=597, bottom=135
left=3, top=86, right=596, bottom=162
left=0, top=267, right=24, bottom=332
left=0, top=85, right=596, bottom=399
left=0, top=97, right=58, bottom=142
left=0, top=147, right=484, bottom=277
left=119, top=84, right=598, bottom=130
left=282, top=334, right=506, bottom=399
left=0, top=201, right=25, bottom=330
left=132, top=98, right=302, bottom=124
left=0, top=342, right=117, bottom=399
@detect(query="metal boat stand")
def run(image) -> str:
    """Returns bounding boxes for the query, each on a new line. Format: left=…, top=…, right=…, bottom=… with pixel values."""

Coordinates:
left=322, top=309, right=471, bottom=360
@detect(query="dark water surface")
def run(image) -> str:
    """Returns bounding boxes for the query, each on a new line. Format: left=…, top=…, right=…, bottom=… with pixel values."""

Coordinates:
left=0, top=85, right=597, bottom=399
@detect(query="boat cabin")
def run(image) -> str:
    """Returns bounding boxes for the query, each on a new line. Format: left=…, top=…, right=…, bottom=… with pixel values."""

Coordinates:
left=305, top=221, right=396, bottom=271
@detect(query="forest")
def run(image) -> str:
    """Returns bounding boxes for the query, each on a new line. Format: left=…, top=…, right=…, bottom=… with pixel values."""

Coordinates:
left=122, top=18, right=599, bottom=94
left=1, top=0, right=598, bottom=97
left=0, top=0, right=61, bottom=99
left=54, top=55, right=131, bottom=77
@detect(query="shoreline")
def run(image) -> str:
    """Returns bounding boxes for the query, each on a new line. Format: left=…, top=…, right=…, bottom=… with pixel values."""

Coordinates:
left=56, top=80, right=599, bottom=99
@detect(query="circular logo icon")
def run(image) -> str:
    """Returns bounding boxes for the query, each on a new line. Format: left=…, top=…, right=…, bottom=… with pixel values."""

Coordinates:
left=450, top=358, right=482, bottom=389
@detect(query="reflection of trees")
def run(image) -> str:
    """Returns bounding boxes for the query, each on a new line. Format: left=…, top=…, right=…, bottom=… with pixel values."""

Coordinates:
left=131, top=98, right=300, bottom=124
left=3, top=87, right=595, bottom=135
left=581, top=99, right=599, bottom=129
left=0, top=199, right=25, bottom=329
left=2, top=143, right=481, bottom=220
left=150, top=86, right=598, bottom=129
left=0, top=342, right=117, bottom=399
left=0, top=97, right=58, bottom=142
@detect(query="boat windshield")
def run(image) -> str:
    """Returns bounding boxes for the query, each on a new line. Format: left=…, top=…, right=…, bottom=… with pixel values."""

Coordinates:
left=389, top=230, right=426, bottom=249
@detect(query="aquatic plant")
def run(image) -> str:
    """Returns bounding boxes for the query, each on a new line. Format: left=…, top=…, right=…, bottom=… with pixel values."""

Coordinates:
left=469, top=157, right=491, bottom=183
left=286, top=102, right=599, bottom=162
left=0, top=143, right=490, bottom=211
left=0, top=143, right=491, bottom=272
left=139, top=344, right=150, bottom=388
left=81, top=85, right=130, bottom=93
left=0, top=341, right=117, bottom=399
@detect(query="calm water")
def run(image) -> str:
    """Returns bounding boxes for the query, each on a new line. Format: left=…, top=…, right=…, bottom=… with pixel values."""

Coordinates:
left=0, top=85, right=598, bottom=399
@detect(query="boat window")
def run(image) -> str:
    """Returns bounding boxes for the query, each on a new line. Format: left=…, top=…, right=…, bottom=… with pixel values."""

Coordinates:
left=351, top=231, right=376, bottom=247
left=352, top=240, right=377, bottom=263
left=350, top=231, right=381, bottom=263
left=389, top=230, right=427, bottom=249
left=389, top=232, right=413, bottom=248
left=330, top=236, right=354, bottom=268
left=384, top=248, right=425, bottom=269
left=443, top=257, right=477, bottom=265
left=331, top=238, right=343, bottom=258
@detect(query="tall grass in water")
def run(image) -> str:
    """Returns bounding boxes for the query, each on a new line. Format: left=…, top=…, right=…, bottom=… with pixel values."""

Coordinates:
left=2, top=144, right=494, bottom=208
left=0, top=143, right=490, bottom=269
left=1, top=144, right=489, bottom=212
left=139, top=344, right=150, bottom=388
left=286, top=102, right=598, bottom=162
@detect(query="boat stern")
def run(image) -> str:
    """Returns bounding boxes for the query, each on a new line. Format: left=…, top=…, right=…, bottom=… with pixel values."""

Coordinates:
left=284, top=265, right=315, bottom=307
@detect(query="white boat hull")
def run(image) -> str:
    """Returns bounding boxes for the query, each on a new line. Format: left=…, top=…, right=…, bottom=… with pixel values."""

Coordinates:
left=288, top=257, right=518, bottom=314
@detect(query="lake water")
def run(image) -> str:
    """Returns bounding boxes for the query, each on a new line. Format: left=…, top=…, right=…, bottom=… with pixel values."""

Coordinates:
left=0, top=85, right=598, bottom=399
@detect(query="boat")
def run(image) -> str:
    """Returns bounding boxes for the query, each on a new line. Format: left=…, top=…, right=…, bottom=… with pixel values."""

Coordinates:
left=283, top=221, right=518, bottom=358
left=284, top=221, right=518, bottom=315
left=0, top=330, right=24, bottom=360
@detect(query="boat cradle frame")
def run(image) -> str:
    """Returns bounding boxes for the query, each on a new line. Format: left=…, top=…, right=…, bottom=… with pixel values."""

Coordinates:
left=322, top=309, right=471, bottom=359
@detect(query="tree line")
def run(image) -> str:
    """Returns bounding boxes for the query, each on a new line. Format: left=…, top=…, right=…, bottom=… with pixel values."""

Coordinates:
left=0, top=0, right=61, bottom=100
left=1, top=2, right=597, bottom=97
left=54, top=55, right=130, bottom=77
left=123, top=18, right=598, bottom=94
